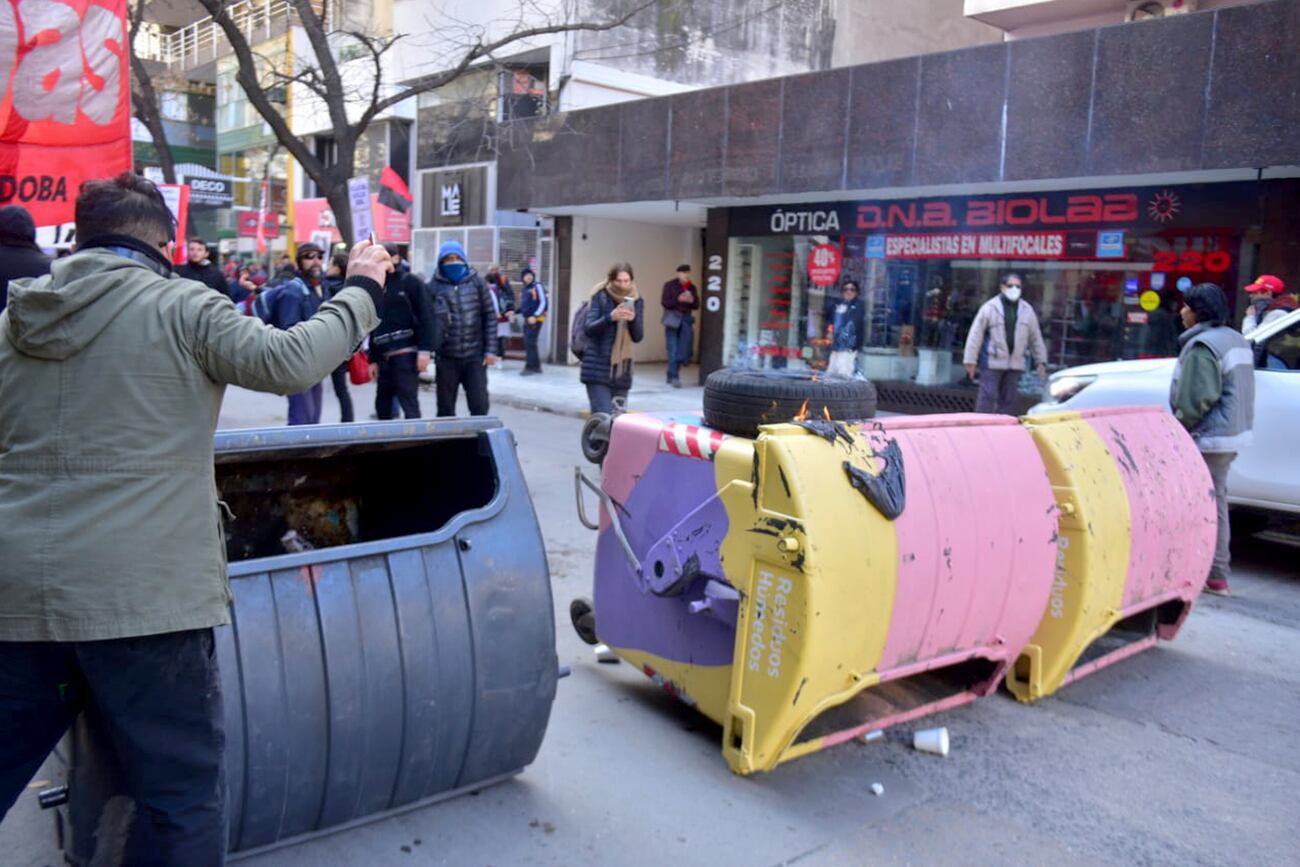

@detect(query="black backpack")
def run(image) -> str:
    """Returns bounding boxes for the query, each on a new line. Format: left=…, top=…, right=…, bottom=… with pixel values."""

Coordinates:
left=570, top=300, right=591, bottom=359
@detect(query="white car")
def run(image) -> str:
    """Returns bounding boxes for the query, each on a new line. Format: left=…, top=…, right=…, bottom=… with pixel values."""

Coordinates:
left=1030, top=307, right=1300, bottom=517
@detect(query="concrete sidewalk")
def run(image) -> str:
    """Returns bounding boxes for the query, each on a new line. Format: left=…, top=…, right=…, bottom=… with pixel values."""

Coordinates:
left=485, top=360, right=705, bottom=418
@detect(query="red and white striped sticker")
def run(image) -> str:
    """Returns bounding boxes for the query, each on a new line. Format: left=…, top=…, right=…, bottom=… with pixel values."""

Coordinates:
left=657, top=423, right=727, bottom=461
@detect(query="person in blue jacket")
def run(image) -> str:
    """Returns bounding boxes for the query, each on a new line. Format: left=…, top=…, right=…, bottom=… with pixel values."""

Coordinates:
left=518, top=267, right=548, bottom=375
left=263, top=243, right=328, bottom=424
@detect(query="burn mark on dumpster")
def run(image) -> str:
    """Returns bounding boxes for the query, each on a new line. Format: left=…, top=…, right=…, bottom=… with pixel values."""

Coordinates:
left=751, top=451, right=761, bottom=509
left=793, top=676, right=808, bottom=706
left=777, top=465, right=792, bottom=499
left=842, top=438, right=906, bottom=521
left=794, top=418, right=854, bottom=448
left=791, top=550, right=806, bottom=572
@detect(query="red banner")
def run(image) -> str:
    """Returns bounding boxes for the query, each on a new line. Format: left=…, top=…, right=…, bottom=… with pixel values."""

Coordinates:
left=0, top=0, right=132, bottom=240
left=236, top=209, right=280, bottom=238
left=294, top=195, right=410, bottom=244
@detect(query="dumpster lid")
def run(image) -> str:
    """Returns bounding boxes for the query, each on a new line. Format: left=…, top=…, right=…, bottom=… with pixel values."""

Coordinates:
left=214, top=418, right=503, bottom=462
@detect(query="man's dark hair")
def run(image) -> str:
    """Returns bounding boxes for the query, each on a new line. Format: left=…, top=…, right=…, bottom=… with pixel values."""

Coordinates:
left=842, top=280, right=860, bottom=293
left=383, top=243, right=400, bottom=257
left=1185, top=283, right=1230, bottom=328
left=331, top=251, right=348, bottom=273
left=187, top=237, right=209, bottom=249
left=676, top=264, right=691, bottom=273
left=1001, top=272, right=1023, bottom=286
left=75, top=172, right=175, bottom=245
left=0, top=204, right=38, bottom=246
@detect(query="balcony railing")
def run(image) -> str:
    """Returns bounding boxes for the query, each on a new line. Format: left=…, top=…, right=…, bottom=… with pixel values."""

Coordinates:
left=148, top=0, right=332, bottom=70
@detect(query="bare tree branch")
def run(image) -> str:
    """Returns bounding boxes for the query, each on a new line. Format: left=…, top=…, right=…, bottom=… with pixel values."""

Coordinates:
left=128, top=1, right=177, bottom=184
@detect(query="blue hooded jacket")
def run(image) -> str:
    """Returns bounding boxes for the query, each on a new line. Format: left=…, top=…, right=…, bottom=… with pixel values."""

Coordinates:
left=430, top=239, right=494, bottom=359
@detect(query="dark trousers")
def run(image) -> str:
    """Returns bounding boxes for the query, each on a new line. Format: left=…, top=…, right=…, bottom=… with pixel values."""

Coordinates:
left=436, top=355, right=489, bottom=417
left=330, top=365, right=354, bottom=423
left=586, top=383, right=629, bottom=414
left=665, top=319, right=694, bottom=382
left=0, top=629, right=226, bottom=866
left=524, top=321, right=543, bottom=372
left=376, top=353, right=421, bottom=420
left=975, top=367, right=1023, bottom=415
left=287, top=382, right=323, bottom=425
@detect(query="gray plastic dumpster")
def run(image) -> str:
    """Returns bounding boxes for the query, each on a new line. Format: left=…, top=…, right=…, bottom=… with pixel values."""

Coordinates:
left=61, top=419, right=557, bottom=862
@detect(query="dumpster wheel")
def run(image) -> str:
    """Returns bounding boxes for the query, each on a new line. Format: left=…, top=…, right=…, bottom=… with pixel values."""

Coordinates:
left=581, top=413, right=613, bottom=464
left=570, top=597, right=599, bottom=645
left=703, top=368, right=877, bottom=438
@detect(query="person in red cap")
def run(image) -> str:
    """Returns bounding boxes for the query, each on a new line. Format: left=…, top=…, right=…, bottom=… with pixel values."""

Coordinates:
left=1241, top=274, right=1296, bottom=335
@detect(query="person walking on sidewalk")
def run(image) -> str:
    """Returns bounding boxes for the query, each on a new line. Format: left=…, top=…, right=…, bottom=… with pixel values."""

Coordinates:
left=0, top=172, right=387, bottom=866
left=323, top=251, right=356, bottom=422
left=485, top=265, right=515, bottom=368
left=431, top=240, right=497, bottom=416
left=368, top=244, right=435, bottom=419
left=582, top=263, right=644, bottom=413
left=824, top=279, right=865, bottom=378
left=0, top=205, right=51, bottom=313
left=1171, top=283, right=1256, bottom=597
left=962, top=273, right=1048, bottom=414
left=518, top=267, right=547, bottom=375
left=660, top=264, right=698, bottom=388
left=262, top=242, right=330, bottom=425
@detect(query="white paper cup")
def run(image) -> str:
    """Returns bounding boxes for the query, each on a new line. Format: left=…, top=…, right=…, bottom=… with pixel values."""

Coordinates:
left=912, top=726, right=949, bottom=757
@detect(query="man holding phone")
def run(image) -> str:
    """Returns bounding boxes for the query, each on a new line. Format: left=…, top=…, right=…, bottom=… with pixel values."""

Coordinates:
left=0, top=172, right=390, bottom=865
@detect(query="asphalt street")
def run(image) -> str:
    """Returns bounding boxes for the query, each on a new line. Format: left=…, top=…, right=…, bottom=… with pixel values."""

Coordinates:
left=2, top=381, right=1297, bottom=866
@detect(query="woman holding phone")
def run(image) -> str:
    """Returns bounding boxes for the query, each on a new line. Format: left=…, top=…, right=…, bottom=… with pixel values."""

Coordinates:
left=581, top=262, right=644, bottom=413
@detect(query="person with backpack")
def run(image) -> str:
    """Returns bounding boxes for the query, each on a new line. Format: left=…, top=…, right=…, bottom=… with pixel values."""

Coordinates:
left=259, top=243, right=330, bottom=425
left=581, top=263, right=644, bottom=414
left=430, top=240, right=497, bottom=416
left=367, top=244, right=435, bottom=419
left=518, top=268, right=547, bottom=375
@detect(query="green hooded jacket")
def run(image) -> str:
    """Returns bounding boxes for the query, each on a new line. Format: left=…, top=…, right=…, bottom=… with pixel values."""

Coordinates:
left=0, top=250, right=379, bottom=641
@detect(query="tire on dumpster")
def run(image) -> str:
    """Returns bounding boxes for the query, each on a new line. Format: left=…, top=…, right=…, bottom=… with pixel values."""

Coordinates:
left=63, top=420, right=557, bottom=862
left=702, top=369, right=877, bottom=438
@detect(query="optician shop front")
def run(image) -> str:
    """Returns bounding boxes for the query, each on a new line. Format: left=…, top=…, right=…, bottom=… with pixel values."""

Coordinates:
left=703, top=182, right=1261, bottom=414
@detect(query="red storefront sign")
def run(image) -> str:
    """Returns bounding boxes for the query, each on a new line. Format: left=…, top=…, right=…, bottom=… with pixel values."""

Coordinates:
left=806, top=243, right=842, bottom=285
left=884, top=231, right=1075, bottom=260
left=0, top=0, right=133, bottom=239
left=236, top=210, right=280, bottom=237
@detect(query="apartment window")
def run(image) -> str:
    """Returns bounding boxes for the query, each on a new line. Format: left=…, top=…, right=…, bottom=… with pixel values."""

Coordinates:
left=498, top=66, right=547, bottom=122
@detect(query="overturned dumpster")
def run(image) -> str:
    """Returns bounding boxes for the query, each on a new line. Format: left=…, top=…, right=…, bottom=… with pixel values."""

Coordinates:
left=575, top=407, right=1214, bottom=774
left=64, top=420, right=557, bottom=862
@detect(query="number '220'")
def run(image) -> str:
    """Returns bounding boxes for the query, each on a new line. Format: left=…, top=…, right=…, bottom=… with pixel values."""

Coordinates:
left=1152, top=251, right=1231, bottom=273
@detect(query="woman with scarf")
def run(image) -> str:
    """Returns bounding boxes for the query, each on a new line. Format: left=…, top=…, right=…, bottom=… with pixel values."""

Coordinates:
left=581, top=263, right=644, bottom=413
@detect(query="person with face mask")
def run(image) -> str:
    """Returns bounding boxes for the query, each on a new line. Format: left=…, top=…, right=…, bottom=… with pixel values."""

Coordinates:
left=261, top=243, right=330, bottom=425
left=430, top=240, right=497, bottom=416
left=1240, top=274, right=1296, bottom=336
left=962, top=273, right=1048, bottom=414
left=1171, top=283, right=1255, bottom=596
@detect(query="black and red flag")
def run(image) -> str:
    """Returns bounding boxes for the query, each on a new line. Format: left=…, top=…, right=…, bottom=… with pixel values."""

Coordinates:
left=378, top=166, right=412, bottom=214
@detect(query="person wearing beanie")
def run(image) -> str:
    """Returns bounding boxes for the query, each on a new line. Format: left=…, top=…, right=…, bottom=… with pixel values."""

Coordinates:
left=175, top=238, right=228, bottom=296
left=258, top=242, right=331, bottom=424
left=1171, top=283, right=1256, bottom=597
left=0, top=204, right=51, bottom=313
left=429, top=239, right=496, bottom=416
left=1241, top=274, right=1296, bottom=335
left=517, top=267, right=547, bottom=375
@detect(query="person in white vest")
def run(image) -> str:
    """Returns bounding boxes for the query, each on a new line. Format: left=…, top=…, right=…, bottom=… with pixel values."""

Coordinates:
left=1171, top=283, right=1256, bottom=597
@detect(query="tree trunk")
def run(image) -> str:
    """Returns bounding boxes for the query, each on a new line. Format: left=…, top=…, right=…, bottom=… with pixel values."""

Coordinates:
left=329, top=139, right=359, bottom=247
left=130, top=57, right=177, bottom=184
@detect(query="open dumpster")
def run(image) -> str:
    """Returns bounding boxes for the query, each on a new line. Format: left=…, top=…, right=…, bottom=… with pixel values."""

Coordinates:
left=575, top=406, right=1214, bottom=774
left=62, top=419, right=557, bottom=862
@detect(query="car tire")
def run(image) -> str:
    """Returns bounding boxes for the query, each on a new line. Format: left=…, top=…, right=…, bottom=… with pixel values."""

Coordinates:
left=702, top=368, right=877, bottom=438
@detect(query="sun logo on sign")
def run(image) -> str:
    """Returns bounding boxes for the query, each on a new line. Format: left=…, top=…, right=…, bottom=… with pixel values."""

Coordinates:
left=1147, top=189, right=1182, bottom=224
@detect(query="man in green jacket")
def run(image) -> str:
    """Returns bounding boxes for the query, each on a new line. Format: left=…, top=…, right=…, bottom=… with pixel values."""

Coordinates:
left=0, top=173, right=390, bottom=864
left=1170, top=283, right=1256, bottom=597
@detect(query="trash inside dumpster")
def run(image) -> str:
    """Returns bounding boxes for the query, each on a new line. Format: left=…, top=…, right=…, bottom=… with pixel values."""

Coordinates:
left=63, top=420, right=557, bottom=862
left=1007, top=407, right=1216, bottom=702
left=575, top=407, right=1213, bottom=774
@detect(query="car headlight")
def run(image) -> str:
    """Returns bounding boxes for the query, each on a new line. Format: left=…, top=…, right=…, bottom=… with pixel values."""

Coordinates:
left=1047, top=374, right=1097, bottom=402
